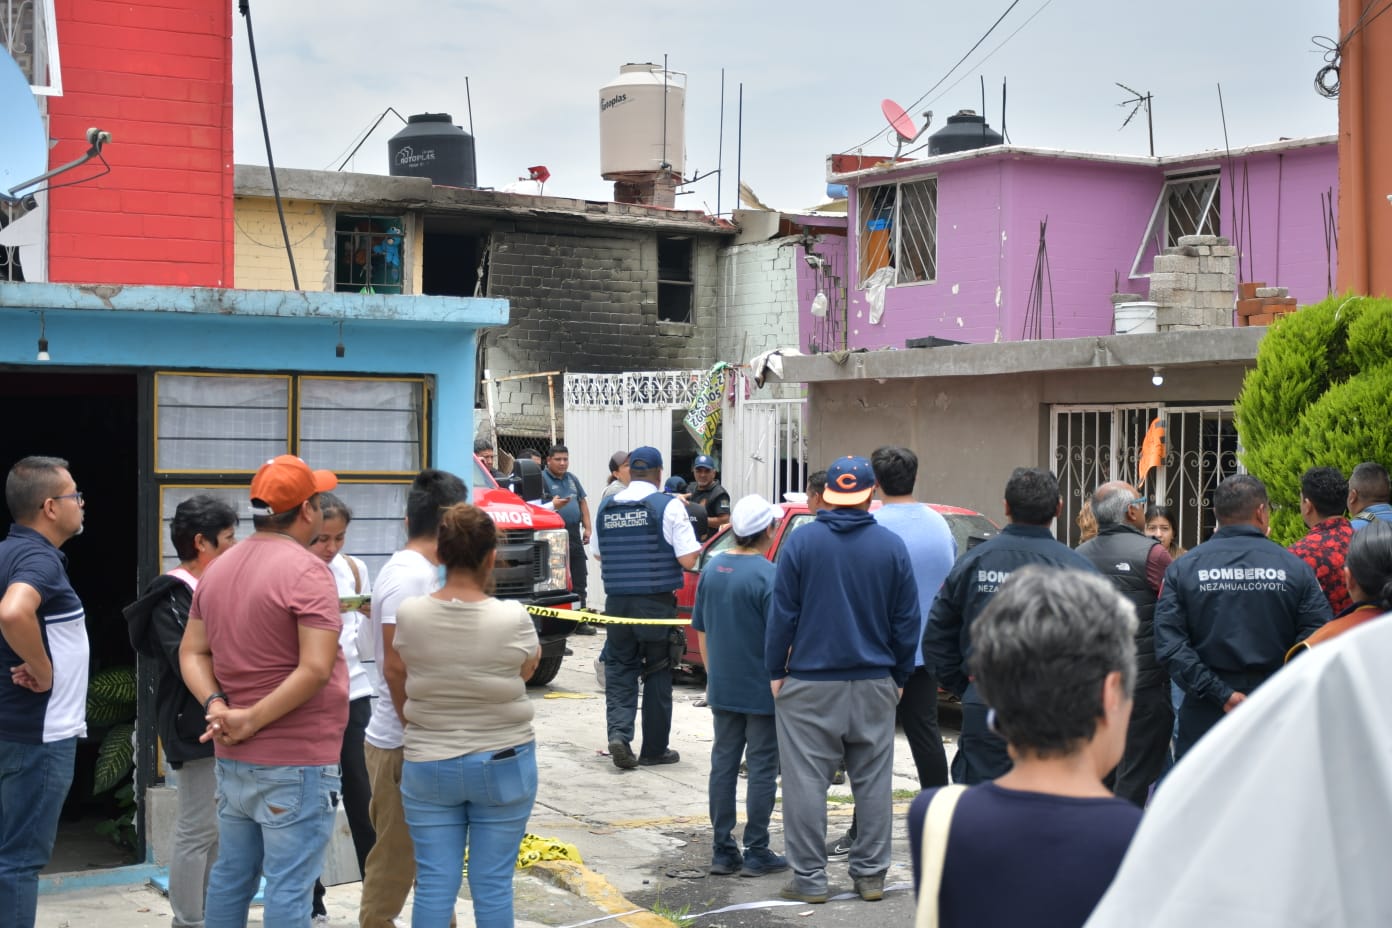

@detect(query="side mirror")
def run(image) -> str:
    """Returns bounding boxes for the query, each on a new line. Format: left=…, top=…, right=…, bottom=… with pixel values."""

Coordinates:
left=512, top=458, right=545, bottom=504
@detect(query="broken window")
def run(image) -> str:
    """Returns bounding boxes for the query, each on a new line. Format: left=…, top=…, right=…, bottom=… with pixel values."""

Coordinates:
left=857, top=177, right=938, bottom=287
left=4, top=0, right=62, bottom=94
left=335, top=214, right=405, bottom=294
left=657, top=235, right=693, bottom=324
left=1131, top=170, right=1221, bottom=277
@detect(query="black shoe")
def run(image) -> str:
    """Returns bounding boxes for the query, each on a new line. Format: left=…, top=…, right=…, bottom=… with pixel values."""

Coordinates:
left=609, top=739, right=638, bottom=770
left=826, top=831, right=853, bottom=860
left=638, top=749, right=680, bottom=766
left=709, top=857, right=742, bottom=876
left=573, top=622, right=598, bottom=635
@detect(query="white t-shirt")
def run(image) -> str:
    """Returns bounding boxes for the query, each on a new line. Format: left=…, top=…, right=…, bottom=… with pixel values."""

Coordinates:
left=328, top=553, right=374, bottom=701
left=608, top=479, right=702, bottom=559
left=363, top=548, right=438, bottom=750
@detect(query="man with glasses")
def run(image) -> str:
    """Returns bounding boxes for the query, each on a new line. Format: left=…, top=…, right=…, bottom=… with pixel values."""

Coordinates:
left=1155, top=475, right=1330, bottom=761
left=1076, top=481, right=1173, bottom=806
left=0, top=456, right=89, bottom=928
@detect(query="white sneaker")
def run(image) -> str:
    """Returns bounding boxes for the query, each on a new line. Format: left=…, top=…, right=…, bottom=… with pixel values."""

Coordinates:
left=312, top=916, right=330, bottom=927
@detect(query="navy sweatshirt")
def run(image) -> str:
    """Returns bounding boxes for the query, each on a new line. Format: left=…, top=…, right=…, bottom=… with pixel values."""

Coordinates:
left=766, top=507, right=920, bottom=686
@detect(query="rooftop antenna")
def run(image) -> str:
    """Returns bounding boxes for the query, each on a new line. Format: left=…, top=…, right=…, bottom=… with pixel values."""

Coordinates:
left=1116, top=82, right=1155, bottom=157
left=880, top=98, right=933, bottom=160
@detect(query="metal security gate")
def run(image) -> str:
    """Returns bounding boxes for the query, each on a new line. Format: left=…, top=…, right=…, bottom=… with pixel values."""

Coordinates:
left=721, top=387, right=807, bottom=504
left=1052, top=404, right=1241, bottom=549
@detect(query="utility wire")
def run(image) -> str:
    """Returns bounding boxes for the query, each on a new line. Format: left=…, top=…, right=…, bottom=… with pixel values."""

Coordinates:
left=839, top=0, right=1024, bottom=154
left=914, top=0, right=1057, bottom=121
left=334, top=107, right=408, bottom=172
left=239, top=0, right=299, bottom=290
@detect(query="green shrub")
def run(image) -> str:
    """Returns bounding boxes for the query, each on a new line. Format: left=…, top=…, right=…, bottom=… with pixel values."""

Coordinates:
left=1235, top=295, right=1392, bottom=544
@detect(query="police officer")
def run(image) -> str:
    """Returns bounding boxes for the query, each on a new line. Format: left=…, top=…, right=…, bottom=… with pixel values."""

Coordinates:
left=595, top=446, right=701, bottom=770
left=688, top=454, right=731, bottom=532
left=1155, top=475, right=1330, bottom=761
left=1076, top=481, right=1173, bottom=806
left=923, top=467, right=1099, bottom=784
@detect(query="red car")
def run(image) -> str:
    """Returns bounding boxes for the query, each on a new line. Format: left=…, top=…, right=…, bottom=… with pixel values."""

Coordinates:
left=675, top=501, right=999, bottom=671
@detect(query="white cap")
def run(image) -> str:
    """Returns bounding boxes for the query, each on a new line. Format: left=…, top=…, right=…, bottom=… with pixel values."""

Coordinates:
left=731, top=494, right=781, bottom=537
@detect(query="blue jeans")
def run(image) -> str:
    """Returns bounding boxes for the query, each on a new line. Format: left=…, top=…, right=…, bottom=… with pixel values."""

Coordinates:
left=401, top=742, right=537, bottom=928
left=0, top=736, right=76, bottom=928
left=709, top=710, right=779, bottom=866
left=205, top=760, right=340, bottom=928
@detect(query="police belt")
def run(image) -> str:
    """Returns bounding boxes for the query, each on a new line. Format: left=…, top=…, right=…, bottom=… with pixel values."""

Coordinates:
left=524, top=604, right=690, bottom=627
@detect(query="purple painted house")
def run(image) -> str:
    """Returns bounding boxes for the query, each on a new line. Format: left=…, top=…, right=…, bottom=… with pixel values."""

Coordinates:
left=818, top=135, right=1337, bottom=351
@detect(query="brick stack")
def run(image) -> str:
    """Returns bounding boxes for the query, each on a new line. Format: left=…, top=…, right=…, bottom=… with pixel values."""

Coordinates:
left=1235, top=283, right=1298, bottom=326
left=1149, top=234, right=1237, bottom=331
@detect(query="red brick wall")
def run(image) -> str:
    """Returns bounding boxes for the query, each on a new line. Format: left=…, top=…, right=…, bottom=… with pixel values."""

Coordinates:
left=45, top=0, right=233, bottom=287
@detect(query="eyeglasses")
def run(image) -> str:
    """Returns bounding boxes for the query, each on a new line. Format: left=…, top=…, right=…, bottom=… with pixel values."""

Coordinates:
left=1128, top=496, right=1148, bottom=508
left=51, top=491, right=84, bottom=504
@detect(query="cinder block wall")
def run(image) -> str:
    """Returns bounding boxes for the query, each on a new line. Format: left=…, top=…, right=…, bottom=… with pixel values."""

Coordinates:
left=717, top=239, right=798, bottom=364
left=485, top=229, right=721, bottom=429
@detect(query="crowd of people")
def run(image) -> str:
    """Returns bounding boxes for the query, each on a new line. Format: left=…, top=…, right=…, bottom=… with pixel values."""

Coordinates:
left=2, top=447, right=1391, bottom=928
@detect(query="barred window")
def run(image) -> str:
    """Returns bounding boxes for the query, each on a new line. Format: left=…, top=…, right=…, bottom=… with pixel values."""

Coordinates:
left=298, top=377, right=424, bottom=474
left=335, top=214, right=405, bottom=295
left=1131, top=171, right=1221, bottom=277
left=857, top=177, right=938, bottom=287
left=4, top=0, right=62, bottom=94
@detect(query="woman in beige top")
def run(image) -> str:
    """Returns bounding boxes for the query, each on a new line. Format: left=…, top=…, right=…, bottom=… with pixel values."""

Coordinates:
left=393, top=503, right=540, bottom=928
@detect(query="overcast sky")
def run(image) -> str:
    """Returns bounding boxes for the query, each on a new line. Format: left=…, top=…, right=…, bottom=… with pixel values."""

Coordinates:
left=232, top=0, right=1339, bottom=213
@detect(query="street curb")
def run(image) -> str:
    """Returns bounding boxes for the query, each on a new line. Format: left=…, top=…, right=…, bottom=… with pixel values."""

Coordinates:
left=529, top=860, right=678, bottom=928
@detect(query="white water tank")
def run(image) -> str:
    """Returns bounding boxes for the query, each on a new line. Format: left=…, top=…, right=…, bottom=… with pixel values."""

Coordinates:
left=599, top=63, right=685, bottom=178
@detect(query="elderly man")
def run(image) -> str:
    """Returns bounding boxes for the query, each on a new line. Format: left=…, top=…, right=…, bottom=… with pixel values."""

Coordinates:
left=0, top=457, right=89, bottom=928
left=1155, top=475, right=1330, bottom=760
left=180, top=455, right=348, bottom=928
left=1076, top=481, right=1173, bottom=806
left=768, top=455, right=920, bottom=904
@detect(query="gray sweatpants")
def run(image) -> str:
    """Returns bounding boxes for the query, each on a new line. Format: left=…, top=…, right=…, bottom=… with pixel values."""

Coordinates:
left=169, top=755, right=218, bottom=928
left=774, top=676, right=898, bottom=894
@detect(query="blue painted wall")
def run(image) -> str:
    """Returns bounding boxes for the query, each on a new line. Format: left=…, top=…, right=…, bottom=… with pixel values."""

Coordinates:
left=0, top=284, right=506, bottom=472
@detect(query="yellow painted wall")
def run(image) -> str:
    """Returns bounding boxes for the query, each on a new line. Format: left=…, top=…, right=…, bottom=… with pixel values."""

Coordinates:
left=234, top=197, right=334, bottom=291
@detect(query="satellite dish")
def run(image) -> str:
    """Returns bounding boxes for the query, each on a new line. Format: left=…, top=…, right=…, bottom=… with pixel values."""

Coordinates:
left=881, top=99, right=918, bottom=143
left=879, top=98, right=933, bottom=160
left=0, top=50, right=48, bottom=198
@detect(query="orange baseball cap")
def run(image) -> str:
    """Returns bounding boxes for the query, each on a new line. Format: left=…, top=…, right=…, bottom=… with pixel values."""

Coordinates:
left=249, top=455, right=337, bottom=517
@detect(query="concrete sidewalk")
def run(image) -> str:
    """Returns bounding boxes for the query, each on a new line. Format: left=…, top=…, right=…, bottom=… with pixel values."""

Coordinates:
left=36, top=872, right=607, bottom=928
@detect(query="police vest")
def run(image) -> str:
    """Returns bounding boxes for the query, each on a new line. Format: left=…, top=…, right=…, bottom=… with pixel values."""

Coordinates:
left=1077, top=524, right=1164, bottom=689
left=596, top=492, right=684, bottom=595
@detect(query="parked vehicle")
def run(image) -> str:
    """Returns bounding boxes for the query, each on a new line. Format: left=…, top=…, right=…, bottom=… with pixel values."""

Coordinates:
left=674, top=501, right=998, bottom=672
left=470, top=456, right=575, bottom=685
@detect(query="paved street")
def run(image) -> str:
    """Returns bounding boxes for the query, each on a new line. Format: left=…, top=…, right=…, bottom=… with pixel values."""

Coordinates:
left=521, top=628, right=959, bottom=927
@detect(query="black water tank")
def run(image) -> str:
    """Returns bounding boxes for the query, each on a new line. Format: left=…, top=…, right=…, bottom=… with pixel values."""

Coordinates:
left=388, top=113, right=476, bottom=188
left=928, top=109, right=1004, bottom=156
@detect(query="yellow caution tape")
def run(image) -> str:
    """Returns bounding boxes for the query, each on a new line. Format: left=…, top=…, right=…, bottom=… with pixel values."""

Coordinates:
left=516, top=832, right=583, bottom=869
left=525, top=604, right=690, bottom=626
left=542, top=691, right=595, bottom=700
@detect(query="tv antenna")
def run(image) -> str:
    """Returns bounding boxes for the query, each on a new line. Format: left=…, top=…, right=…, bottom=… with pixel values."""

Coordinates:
left=1116, top=83, right=1154, bottom=157
left=881, top=99, right=933, bottom=160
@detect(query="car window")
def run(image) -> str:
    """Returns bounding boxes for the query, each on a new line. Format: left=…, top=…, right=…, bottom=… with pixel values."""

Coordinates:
left=696, top=528, right=738, bottom=572
left=943, top=513, right=998, bottom=558
left=773, top=513, right=817, bottom=561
